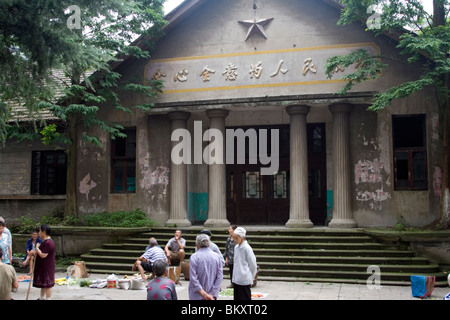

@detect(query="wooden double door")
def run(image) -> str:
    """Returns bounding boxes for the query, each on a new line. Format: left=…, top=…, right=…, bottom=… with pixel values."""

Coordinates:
left=226, top=124, right=326, bottom=225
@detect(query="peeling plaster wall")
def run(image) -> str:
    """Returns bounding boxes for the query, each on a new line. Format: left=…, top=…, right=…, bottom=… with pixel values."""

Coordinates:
left=140, top=115, right=171, bottom=223
left=76, top=111, right=172, bottom=224
left=350, top=89, right=441, bottom=227
left=1, top=0, right=444, bottom=227
left=77, top=125, right=109, bottom=216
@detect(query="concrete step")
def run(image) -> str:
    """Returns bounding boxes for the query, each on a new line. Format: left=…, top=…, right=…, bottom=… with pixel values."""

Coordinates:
left=81, top=227, right=449, bottom=286
left=108, top=241, right=396, bottom=252
left=130, top=233, right=376, bottom=244
left=82, top=250, right=427, bottom=266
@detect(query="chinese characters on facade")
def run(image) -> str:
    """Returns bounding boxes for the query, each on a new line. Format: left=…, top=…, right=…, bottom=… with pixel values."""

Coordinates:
left=150, top=57, right=347, bottom=84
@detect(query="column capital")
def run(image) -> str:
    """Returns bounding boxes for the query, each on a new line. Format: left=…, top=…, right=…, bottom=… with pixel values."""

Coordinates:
left=286, top=104, right=310, bottom=116
left=329, top=103, right=353, bottom=114
left=168, top=111, right=191, bottom=121
left=206, top=109, right=229, bottom=119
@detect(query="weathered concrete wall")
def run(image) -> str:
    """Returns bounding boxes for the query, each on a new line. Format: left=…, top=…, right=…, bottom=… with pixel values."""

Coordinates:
left=79, top=0, right=441, bottom=227
left=349, top=89, right=441, bottom=227
left=0, top=0, right=443, bottom=228
left=0, top=139, right=66, bottom=222
left=12, top=227, right=150, bottom=256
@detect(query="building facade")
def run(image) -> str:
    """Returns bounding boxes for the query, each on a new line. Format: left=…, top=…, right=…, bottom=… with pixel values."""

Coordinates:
left=0, top=0, right=443, bottom=228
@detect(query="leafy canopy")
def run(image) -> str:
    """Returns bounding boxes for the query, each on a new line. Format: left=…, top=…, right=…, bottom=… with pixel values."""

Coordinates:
left=0, top=0, right=167, bottom=145
left=325, top=0, right=450, bottom=111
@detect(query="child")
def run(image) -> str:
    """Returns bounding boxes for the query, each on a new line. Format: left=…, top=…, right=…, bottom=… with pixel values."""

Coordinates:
left=20, top=229, right=42, bottom=274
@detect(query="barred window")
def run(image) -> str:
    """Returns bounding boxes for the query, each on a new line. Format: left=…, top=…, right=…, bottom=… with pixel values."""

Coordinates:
left=393, top=115, right=427, bottom=190
left=31, top=151, right=67, bottom=195
left=110, top=128, right=136, bottom=193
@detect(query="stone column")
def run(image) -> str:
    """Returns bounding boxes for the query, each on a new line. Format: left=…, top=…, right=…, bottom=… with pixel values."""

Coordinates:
left=204, top=109, right=230, bottom=228
left=285, top=105, right=314, bottom=228
left=328, top=103, right=357, bottom=228
left=166, top=111, right=192, bottom=227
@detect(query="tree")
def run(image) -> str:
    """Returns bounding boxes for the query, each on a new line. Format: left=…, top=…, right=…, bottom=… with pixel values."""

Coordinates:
left=326, top=0, right=450, bottom=228
left=0, top=0, right=167, bottom=217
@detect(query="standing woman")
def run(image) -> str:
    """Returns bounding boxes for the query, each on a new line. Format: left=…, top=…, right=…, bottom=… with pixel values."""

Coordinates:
left=33, top=225, right=55, bottom=300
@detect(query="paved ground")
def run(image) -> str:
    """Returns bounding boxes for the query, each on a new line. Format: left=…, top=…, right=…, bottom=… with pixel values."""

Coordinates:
left=11, top=271, right=450, bottom=300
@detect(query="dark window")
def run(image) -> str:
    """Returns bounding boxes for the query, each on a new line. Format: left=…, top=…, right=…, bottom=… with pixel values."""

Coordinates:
left=31, top=151, right=67, bottom=195
left=110, top=128, right=136, bottom=193
left=392, top=115, right=427, bottom=190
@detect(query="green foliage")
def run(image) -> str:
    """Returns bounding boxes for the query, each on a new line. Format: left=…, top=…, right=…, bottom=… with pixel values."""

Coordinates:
left=12, top=209, right=155, bottom=233
left=326, top=48, right=387, bottom=95
left=83, top=209, right=156, bottom=228
left=0, top=0, right=167, bottom=147
left=40, top=124, right=60, bottom=145
left=327, top=0, right=450, bottom=111
left=14, top=214, right=39, bottom=234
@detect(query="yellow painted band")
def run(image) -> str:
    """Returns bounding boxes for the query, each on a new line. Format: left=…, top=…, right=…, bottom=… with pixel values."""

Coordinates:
left=147, top=42, right=380, bottom=64
left=162, top=79, right=348, bottom=94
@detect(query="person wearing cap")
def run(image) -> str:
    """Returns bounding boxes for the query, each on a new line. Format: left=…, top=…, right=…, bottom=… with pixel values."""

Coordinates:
left=188, top=234, right=223, bottom=300
left=232, top=227, right=257, bottom=300
left=198, top=229, right=225, bottom=267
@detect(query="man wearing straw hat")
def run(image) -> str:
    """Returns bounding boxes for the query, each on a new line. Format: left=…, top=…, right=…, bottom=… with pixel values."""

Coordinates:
left=231, top=227, right=257, bottom=300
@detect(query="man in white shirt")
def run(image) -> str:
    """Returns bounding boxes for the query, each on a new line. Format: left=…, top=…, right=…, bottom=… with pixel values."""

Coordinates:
left=231, top=227, right=257, bottom=300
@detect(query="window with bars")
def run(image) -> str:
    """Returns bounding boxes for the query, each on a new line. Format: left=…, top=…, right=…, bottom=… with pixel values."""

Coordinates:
left=242, top=171, right=263, bottom=198
left=31, top=151, right=67, bottom=195
left=273, top=171, right=289, bottom=199
left=110, top=128, right=136, bottom=193
left=392, top=115, right=427, bottom=190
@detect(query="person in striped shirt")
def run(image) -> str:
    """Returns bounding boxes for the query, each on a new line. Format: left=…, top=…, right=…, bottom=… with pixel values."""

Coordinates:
left=132, top=237, right=167, bottom=280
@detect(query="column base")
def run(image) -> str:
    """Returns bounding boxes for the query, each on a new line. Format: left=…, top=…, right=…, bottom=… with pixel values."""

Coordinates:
left=285, top=218, right=314, bottom=228
left=165, top=219, right=192, bottom=228
left=204, top=218, right=230, bottom=228
left=328, top=218, right=357, bottom=228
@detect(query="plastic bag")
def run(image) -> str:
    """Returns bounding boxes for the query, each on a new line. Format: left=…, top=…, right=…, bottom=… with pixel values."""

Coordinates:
left=411, top=275, right=435, bottom=299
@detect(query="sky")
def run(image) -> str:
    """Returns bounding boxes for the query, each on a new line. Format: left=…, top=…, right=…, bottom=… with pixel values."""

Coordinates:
left=163, top=0, right=435, bottom=15
left=163, top=0, right=184, bottom=14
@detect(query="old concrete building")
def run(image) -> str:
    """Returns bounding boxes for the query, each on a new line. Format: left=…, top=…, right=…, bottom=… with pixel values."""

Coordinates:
left=0, top=0, right=443, bottom=228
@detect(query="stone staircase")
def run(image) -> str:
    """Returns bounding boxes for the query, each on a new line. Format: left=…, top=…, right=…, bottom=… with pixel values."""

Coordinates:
left=80, top=227, right=448, bottom=286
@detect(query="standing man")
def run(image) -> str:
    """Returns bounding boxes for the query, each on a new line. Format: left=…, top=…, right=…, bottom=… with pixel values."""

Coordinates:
left=132, top=237, right=167, bottom=280
left=224, top=225, right=237, bottom=288
left=165, top=230, right=186, bottom=265
left=232, top=227, right=257, bottom=300
left=189, top=234, right=223, bottom=300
